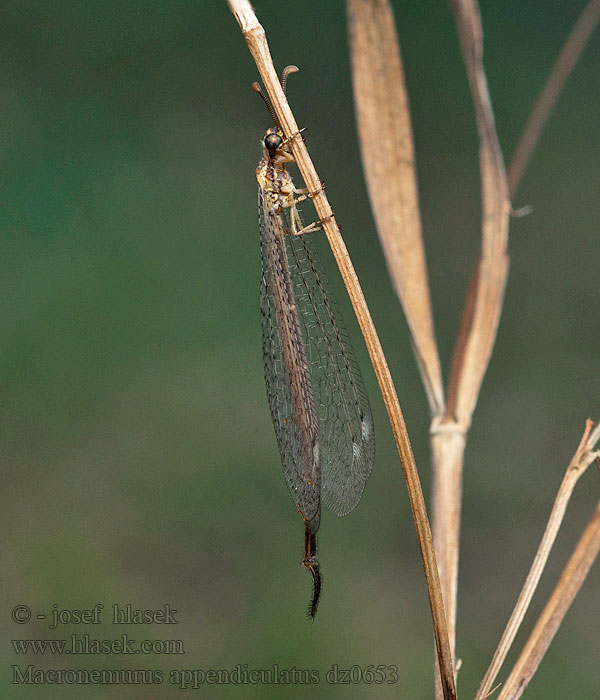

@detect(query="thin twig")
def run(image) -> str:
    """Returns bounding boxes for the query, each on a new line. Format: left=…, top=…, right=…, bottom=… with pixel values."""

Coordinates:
left=346, top=0, right=445, bottom=418
left=227, top=1, right=456, bottom=698
left=498, top=499, right=600, bottom=700
left=475, top=420, right=600, bottom=700
left=507, top=0, right=600, bottom=197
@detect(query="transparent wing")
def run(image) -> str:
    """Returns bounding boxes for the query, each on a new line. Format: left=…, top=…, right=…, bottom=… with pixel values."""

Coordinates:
left=259, top=190, right=321, bottom=533
left=283, top=204, right=375, bottom=517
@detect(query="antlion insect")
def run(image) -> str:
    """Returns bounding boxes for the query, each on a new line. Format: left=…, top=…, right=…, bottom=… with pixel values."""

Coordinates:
left=254, top=66, right=375, bottom=618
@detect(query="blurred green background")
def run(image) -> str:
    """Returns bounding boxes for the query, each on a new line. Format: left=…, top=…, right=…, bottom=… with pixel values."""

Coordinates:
left=1, top=1, right=598, bottom=698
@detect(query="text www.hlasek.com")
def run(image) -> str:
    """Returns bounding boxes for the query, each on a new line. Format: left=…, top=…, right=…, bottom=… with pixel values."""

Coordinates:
left=12, top=634, right=184, bottom=655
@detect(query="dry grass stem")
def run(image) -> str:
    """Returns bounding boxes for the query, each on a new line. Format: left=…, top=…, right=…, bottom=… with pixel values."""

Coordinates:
left=507, top=0, right=600, bottom=197
left=227, top=0, right=456, bottom=697
left=430, top=421, right=467, bottom=665
left=346, top=0, right=444, bottom=417
left=425, top=5, right=512, bottom=693
left=497, top=499, right=600, bottom=700
left=498, top=498, right=600, bottom=700
left=475, top=419, right=600, bottom=700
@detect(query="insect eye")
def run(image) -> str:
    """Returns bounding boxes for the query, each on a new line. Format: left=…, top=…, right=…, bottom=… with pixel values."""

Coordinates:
left=264, top=133, right=282, bottom=153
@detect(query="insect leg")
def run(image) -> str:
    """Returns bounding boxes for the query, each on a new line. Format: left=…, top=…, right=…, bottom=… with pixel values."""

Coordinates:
left=292, top=181, right=326, bottom=199
left=291, top=211, right=335, bottom=236
left=280, top=127, right=308, bottom=148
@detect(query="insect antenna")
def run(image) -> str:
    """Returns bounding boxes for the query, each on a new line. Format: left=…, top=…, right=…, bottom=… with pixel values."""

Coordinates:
left=281, top=65, right=299, bottom=95
left=252, top=64, right=300, bottom=128
left=252, top=81, right=280, bottom=130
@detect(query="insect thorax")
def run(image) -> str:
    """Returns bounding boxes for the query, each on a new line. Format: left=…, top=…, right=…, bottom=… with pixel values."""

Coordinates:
left=256, top=158, right=296, bottom=213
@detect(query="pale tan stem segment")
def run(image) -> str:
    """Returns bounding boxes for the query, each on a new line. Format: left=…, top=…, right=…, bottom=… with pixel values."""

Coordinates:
left=431, top=421, right=467, bottom=699
left=507, top=0, right=600, bottom=197
left=346, top=0, right=444, bottom=417
left=227, top=1, right=456, bottom=698
left=475, top=420, right=600, bottom=700
left=497, top=500, right=600, bottom=700
left=431, top=421, right=467, bottom=665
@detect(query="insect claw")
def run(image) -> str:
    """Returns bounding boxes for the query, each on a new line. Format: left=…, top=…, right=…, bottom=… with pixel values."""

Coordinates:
left=281, top=127, right=308, bottom=148
left=317, top=213, right=334, bottom=226
left=307, top=182, right=327, bottom=199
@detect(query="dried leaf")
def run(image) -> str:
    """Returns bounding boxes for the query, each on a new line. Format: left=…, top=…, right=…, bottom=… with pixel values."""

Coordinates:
left=347, top=0, right=444, bottom=417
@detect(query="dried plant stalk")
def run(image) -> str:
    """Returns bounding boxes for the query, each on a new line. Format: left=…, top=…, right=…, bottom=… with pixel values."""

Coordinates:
left=475, top=420, right=600, bottom=700
left=227, top=1, right=456, bottom=697
left=425, top=5, right=512, bottom=693
left=346, top=0, right=444, bottom=418
left=508, top=0, right=600, bottom=197
left=497, top=500, right=600, bottom=700
left=430, top=422, right=466, bottom=663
